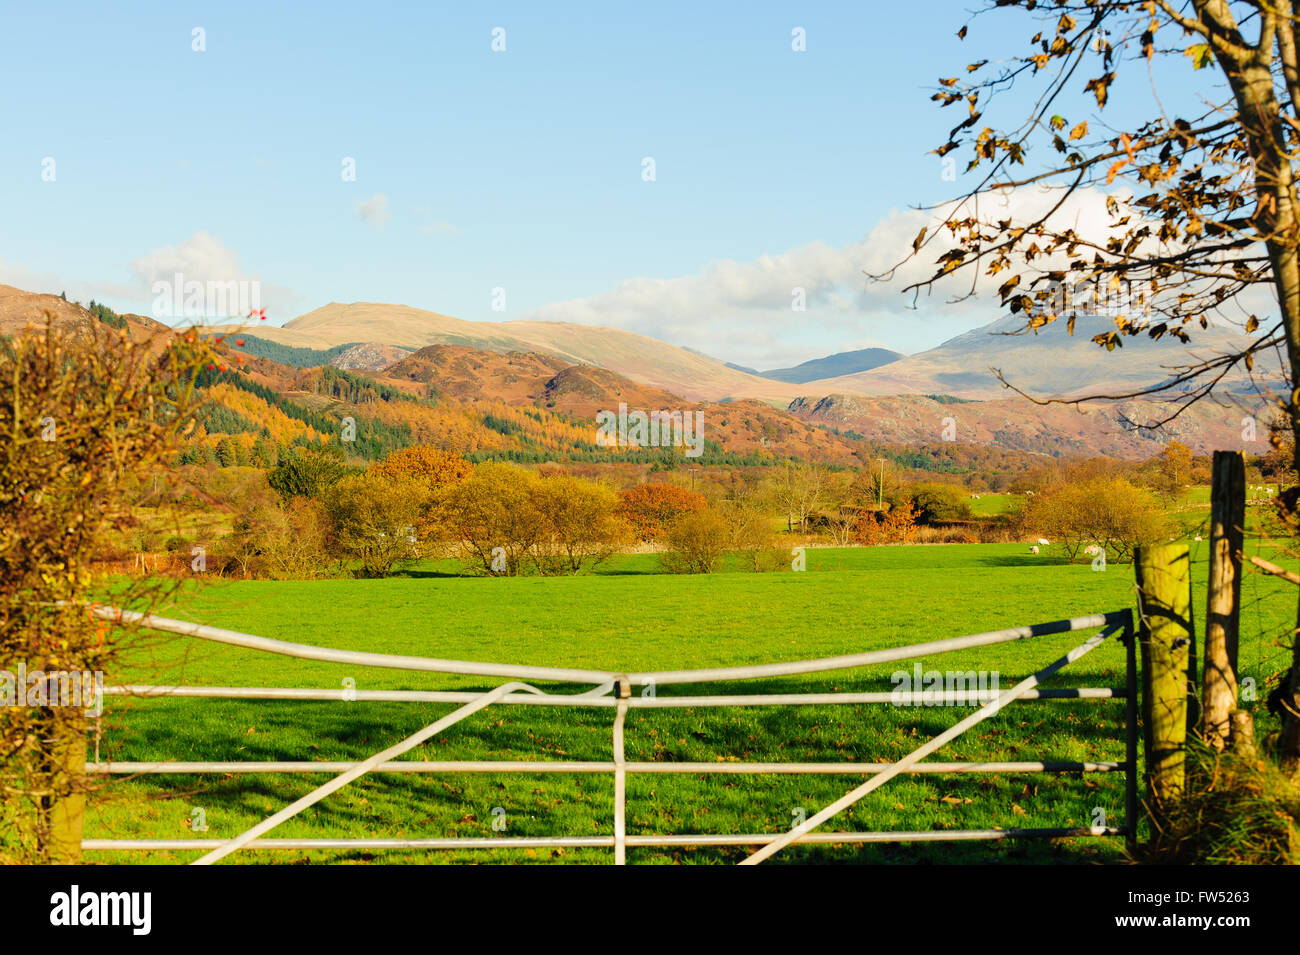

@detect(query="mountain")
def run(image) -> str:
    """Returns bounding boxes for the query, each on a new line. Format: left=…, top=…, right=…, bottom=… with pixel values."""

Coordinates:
left=788, top=391, right=1267, bottom=459
left=806, top=313, right=1284, bottom=401
left=382, top=344, right=863, bottom=463
left=238, top=301, right=809, bottom=403
left=756, top=347, right=903, bottom=383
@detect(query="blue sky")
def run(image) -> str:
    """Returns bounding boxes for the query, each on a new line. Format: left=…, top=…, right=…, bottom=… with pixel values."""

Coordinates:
left=0, top=1, right=1215, bottom=367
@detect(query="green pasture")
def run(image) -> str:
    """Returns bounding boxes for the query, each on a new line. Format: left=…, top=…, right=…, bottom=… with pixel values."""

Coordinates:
left=82, top=540, right=1298, bottom=865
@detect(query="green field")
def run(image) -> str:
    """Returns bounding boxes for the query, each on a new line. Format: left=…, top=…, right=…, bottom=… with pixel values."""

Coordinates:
left=84, top=541, right=1298, bottom=865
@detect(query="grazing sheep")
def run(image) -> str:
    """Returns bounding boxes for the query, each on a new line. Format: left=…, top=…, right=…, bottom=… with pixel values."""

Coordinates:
left=1083, top=544, right=1101, bottom=556
left=1036, top=538, right=1050, bottom=546
left=1030, top=545, right=1039, bottom=555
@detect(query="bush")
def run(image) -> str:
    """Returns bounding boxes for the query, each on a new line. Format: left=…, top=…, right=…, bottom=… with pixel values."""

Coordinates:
left=854, top=501, right=918, bottom=545
left=1139, top=742, right=1300, bottom=864
left=225, top=478, right=331, bottom=579
left=1026, top=476, right=1170, bottom=562
left=659, top=508, right=729, bottom=574
left=267, top=449, right=347, bottom=500
left=162, top=535, right=192, bottom=554
left=907, top=483, right=972, bottom=524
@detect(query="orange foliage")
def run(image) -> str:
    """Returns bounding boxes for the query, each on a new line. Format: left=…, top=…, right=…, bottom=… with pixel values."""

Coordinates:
left=853, top=501, right=918, bottom=545
left=370, top=445, right=472, bottom=488
left=616, top=483, right=707, bottom=541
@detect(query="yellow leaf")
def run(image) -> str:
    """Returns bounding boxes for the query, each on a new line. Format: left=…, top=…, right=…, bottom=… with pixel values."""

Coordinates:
left=1069, top=121, right=1088, bottom=141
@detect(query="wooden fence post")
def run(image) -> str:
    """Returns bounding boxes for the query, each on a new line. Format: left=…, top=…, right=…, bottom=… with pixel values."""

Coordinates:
left=1135, top=542, right=1192, bottom=808
left=1203, top=450, right=1244, bottom=750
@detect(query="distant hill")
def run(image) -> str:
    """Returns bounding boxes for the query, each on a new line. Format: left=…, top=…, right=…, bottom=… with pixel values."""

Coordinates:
left=756, top=347, right=903, bottom=383
left=233, top=301, right=810, bottom=403
left=806, top=313, right=1286, bottom=400
left=788, top=391, right=1269, bottom=458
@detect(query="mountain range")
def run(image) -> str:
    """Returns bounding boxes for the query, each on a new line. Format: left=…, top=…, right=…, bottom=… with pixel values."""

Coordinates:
left=1, top=283, right=1283, bottom=460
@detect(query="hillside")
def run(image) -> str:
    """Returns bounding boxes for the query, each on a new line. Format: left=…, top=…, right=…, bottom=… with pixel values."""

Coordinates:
left=193, top=340, right=864, bottom=466
left=0, top=284, right=167, bottom=341
left=241, top=301, right=810, bottom=402
left=788, top=391, right=1266, bottom=459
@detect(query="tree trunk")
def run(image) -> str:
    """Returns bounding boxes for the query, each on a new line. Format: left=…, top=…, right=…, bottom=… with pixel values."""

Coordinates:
left=1207, top=15, right=1300, bottom=769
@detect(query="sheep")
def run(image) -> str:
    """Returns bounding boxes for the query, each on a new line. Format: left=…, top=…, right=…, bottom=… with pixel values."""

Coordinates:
left=1194, top=535, right=1202, bottom=542
left=1083, top=544, right=1101, bottom=556
left=1030, top=545, right=1039, bottom=555
left=1036, top=538, right=1050, bottom=546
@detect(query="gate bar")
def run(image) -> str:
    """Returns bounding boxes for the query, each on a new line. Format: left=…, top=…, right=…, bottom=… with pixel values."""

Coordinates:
left=741, top=622, right=1119, bottom=865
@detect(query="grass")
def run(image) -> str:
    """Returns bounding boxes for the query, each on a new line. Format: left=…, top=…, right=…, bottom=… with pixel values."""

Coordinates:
left=967, top=493, right=1024, bottom=517
left=81, top=539, right=1298, bottom=865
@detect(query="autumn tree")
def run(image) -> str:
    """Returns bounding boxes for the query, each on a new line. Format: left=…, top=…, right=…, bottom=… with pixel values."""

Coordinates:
left=615, top=483, right=707, bottom=541
left=531, top=474, right=629, bottom=575
left=1156, top=440, right=1195, bottom=495
left=768, top=461, right=831, bottom=533
left=1027, top=476, right=1171, bottom=562
left=324, top=472, right=427, bottom=577
left=370, top=444, right=472, bottom=488
left=886, top=0, right=1300, bottom=767
left=436, top=462, right=548, bottom=575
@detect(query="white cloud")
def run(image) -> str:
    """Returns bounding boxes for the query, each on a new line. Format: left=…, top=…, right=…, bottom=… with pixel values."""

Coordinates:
left=130, top=232, right=248, bottom=288
left=2, top=233, right=301, bottom=324
left=520, top=184, right=1274, bottom=367
left=355, top=193, right=391, bottom=229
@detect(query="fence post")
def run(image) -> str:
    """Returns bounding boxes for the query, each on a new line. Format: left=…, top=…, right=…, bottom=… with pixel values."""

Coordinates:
left=1203, top=450, right=1244, bottom=750
left=612, top=678, right=630, bottom=866
left=1135, top=542, right=1192, bottom=810
left=1123, top=611, right=1138, bottom=855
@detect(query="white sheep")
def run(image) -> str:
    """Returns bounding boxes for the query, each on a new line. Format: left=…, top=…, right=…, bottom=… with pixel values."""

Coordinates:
left=1030, top=545, right=1040, bottom=555
left=1194, top=535, right=1202, bottom=542
left=1036, top=538, right=1050, bottom=546
left=1083, top=544, right=1101, bottom=556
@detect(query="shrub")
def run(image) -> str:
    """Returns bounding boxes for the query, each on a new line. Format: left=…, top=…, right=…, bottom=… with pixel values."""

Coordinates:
left=162, top=535, right=192, bottom=554
left=226, top=479, right=332, bottom=579
left=267, top=449, right=347, bottom=499
left=659, top=508, right=729, bottom=574
left=854, top=501, right=918, bottom=545
left=1026, top=476, right=1170, bottom=562
left=907, top=483, right=972, bottom=524
left=1139, top=742, right=1300, bottom=864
